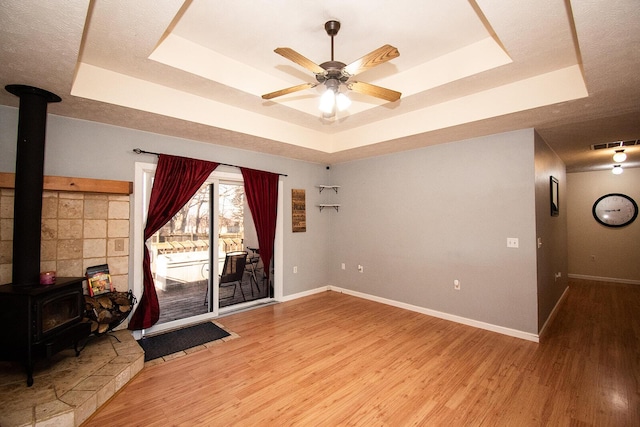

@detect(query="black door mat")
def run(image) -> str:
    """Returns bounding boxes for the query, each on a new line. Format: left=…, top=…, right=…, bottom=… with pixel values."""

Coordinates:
left=137, top=322, right=231, bottom=362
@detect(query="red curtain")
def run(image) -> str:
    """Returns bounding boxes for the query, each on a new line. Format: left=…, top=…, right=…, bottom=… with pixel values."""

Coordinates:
left=241, top=168, right=279, bottom=281
left=128, top=154, right=219, bottom=330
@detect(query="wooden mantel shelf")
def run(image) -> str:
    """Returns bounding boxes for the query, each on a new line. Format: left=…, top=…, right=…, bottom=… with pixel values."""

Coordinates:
left=0, top=172, right=133, bottom=195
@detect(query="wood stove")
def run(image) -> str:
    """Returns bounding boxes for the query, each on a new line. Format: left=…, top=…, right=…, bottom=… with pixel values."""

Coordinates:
left=0, top=278, right=90, bottom=386
left=0, top=84, right=91, bottom=386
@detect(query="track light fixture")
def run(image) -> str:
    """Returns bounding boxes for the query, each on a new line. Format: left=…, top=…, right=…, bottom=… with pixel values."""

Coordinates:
left=613, top=149, right=627, bottom=163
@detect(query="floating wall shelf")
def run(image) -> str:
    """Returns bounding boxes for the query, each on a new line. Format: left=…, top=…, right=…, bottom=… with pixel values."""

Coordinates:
left=318, top=204, right=340, bottom=212
left=317, top=185, right=340, bottom=194
left=317, top=184, right=340, bottom=212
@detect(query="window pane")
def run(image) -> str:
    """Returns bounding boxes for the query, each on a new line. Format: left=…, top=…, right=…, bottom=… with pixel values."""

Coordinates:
left=218, top=183, right=244, bottom=257
left=151, top=182, right=211, bottom=324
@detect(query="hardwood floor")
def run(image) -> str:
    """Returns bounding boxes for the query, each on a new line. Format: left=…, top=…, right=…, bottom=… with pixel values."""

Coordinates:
left=83, top=279, right=640, bottom=426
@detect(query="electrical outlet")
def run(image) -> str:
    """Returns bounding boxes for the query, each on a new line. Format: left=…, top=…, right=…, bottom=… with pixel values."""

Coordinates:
left=293, top=266, right=298, bottom=274
left=115, top=239, right=124, bottom=251
left=358, top=265, right=363, bottom=273
left=454, top=279, right=460, bottom=290
left=507, top=238, right=519, bottom=248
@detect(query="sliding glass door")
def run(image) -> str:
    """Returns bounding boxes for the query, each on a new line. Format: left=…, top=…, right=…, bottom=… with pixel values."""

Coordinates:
left=212, top=178, right=269, bottom=310
left=150, top=182, right=211, bottom=324
left=133, top=163, right=282, bottom=337
left=147, top=173, right=269, bottom=326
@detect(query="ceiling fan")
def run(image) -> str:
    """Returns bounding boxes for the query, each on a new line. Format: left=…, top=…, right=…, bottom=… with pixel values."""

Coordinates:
left=262, top=20, right=401, bottom=112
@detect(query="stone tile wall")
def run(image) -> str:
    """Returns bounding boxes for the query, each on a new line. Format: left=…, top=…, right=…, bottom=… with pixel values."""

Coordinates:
left=0, top=189, right=130, bottom=292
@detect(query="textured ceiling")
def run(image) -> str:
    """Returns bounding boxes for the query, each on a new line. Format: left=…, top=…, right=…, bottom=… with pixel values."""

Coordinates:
left=0, top=0, right=639, bottom=172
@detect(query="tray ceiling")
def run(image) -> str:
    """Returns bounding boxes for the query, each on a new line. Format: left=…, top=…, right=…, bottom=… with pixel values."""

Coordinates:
left=1, top=0, right=639, bottom=171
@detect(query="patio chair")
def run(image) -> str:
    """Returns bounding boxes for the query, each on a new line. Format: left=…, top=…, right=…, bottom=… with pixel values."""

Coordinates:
left=245, top=247, right=264, bottom=296
left=219, top=251, right=248, bottom=302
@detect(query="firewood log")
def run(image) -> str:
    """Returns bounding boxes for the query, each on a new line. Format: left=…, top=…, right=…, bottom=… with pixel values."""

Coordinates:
left=97, top=309, right=113, bottom=323
left=97, top=296, right=113, bottom=309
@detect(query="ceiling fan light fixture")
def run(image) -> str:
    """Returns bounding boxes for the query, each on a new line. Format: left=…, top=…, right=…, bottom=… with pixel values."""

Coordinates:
left=612, top=164, right=623, bottom=175
left=263, top=21, right=401, bottom=107
left=336, top=92, right=351, bottom=111
left=613, top=149, right=627, bottom=162
left=319, top=88, right=351, bottom=115
left=319, top=88, right=336, bottom=114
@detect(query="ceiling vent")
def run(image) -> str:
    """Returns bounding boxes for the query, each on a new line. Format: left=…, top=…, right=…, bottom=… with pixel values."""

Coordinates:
left=591, top=139, right=639, bottom=150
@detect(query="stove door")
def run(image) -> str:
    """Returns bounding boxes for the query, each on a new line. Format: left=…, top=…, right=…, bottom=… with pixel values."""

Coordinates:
left=35, top=288, right=83, bottom=342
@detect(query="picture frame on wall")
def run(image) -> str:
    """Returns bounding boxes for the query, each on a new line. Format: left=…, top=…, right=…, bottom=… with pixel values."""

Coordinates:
left=292, top=189, right=306, bottom=232
left=550, top=176, right=559, bottom=216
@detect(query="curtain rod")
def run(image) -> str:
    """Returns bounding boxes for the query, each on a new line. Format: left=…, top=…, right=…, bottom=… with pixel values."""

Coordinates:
left=133, top=148, right=288, bottom=177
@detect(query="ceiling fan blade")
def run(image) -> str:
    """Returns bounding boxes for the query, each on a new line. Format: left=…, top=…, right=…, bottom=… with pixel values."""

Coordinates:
left=262, top=82, right=317, bottom=100
left=342, top=44, right=400, bottom=77
left=348, top=81, right=401, bottom=102
left=274, top=47, right=325, bottom=75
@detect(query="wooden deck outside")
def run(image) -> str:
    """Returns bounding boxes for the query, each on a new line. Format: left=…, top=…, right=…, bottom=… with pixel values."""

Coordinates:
left=84, top=278, right=640, bottom=426
left=157, top=272, right=268, bottom=324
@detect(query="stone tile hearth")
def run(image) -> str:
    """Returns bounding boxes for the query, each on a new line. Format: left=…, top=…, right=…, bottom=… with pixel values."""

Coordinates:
left=0, top=330, right=143, bottom=427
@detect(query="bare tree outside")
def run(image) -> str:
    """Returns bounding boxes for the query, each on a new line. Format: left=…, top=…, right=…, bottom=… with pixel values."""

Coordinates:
left=156, top=183, right=211, bottom=241
left=153, top=182, right=244, bottom=247
left=219, top=183, right=244, bottom=236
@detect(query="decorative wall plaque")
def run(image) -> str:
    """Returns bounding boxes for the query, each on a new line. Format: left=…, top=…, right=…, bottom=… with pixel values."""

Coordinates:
left=292, top=189, right=306, bottom=232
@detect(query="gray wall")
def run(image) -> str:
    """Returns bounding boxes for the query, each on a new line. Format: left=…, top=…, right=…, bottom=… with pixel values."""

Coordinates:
left=567, top=167, right=640, bottom=282
left=329, top=129, right=540, bottom=334
left=0, top=105, right=332, bottom=297
left=1, top=104, right=573, bottom=336
left=534, top=131, right=568, bottom=331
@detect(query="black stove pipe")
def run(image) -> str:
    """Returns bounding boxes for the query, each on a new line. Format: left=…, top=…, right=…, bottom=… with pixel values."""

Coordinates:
left=5, top=85, right=61, bottom=286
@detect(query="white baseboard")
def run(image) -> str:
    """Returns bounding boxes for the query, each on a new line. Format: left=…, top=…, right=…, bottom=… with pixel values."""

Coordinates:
left=278, top=286, right=330, bottom=302
left=568, top=274, right=640, bottom=285
left=538, top=285, right=569, bottom=339
left=287, top=285, right=539, bottom=342
left=328, top=286, right=539, bottom=342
